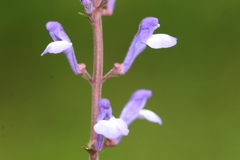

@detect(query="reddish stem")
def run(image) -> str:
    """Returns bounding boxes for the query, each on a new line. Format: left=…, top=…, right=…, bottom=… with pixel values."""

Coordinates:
left=90, top=1, right=103, bottom=160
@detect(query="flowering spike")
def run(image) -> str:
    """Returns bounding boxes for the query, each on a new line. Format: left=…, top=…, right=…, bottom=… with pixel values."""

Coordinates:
left=102, top=0, right=116, bottom=16
left=121, top=17, right=177, bottom=73
left=42, top=22, right=82, bottom=75
left=81, top=0, right=93, bottom=14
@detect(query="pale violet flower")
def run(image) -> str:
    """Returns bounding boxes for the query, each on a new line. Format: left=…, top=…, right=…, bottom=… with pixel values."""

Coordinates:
left=114, top=89, right=162, bottom=144
left=95, top=90, right=162, bottom=148
left=94, top=99, right=129, bottom=151
left=121, top=17, right=177, bottom=73
left=41, top=22, right=82, bottom=75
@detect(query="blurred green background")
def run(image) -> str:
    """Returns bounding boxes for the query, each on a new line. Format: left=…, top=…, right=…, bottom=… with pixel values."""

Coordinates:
left=1, top=0, right=240, bottom=159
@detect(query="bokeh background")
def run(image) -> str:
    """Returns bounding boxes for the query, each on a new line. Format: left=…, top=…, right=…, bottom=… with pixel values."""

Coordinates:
left=1, top=0, right=240, bottom=159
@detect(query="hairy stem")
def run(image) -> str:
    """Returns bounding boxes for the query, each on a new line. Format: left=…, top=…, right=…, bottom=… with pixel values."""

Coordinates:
left=90, top=1, right=103, bottom=160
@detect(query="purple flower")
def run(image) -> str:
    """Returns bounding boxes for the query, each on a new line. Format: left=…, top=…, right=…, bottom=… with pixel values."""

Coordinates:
left=121, top=17, right=177, bottom=73
left=102, top=0, right=116, bottom=16
left=41, top=22, right=82, bottom=75
left=95, top=90, right=162, bottom=148
left=81, top=0, right=93, bottom=14
left=114, top=89, right=162, bottom=144
left=94, top=99, right=129, bottom=151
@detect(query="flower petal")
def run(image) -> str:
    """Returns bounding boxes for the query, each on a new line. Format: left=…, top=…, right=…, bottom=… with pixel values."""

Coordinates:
left=110, top=118, right=129, bottom=136
left=41, top=41, right=72, bottom=56
left=94, top=117, right=129, bottom=139
left=120, top=89, right=152, bottom=126
left=97, top=99, right=112, bottom=122
left=138, top=109, right=162, bottom=125
left=46, top=22, right=71, bottom=42
left=146, top=34, right=177, bottom=49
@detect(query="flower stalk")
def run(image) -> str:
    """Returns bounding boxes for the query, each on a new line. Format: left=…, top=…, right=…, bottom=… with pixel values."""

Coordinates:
left=89, top=0, right=104, bottom=159
left=41, top=0, right=177, bottom=159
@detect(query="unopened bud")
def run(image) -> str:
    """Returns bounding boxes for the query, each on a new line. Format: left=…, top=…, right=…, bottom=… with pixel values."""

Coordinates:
left=81, top=0, right=93, bottom=14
